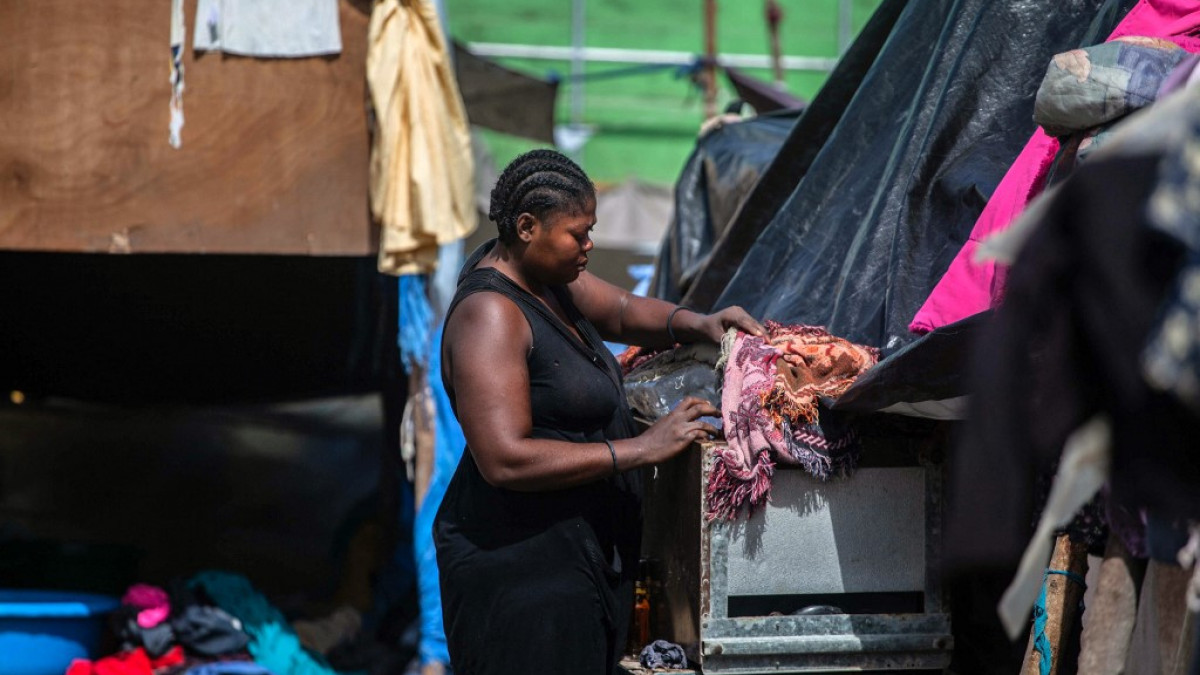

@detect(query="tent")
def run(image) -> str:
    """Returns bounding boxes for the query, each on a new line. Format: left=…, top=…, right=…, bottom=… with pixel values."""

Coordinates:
left=651, top=108, right=798, bottom=303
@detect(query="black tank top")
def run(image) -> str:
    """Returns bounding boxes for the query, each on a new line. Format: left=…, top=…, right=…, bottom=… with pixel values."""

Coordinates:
left=434, top=240, right=642, bottom=570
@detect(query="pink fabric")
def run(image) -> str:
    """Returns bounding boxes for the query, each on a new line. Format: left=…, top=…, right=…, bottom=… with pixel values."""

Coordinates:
left=121, top=583, right=170, bottom=629
left=709, top=324, right=878, bottom=521
left=910, top=0, right=1200, bottom=334
left=711, top=332, right=780, bottom=522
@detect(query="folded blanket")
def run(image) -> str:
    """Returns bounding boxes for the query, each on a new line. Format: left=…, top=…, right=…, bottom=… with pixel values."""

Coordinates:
left=1035, top=37, right=1187, bottom=138
left=709, top=322, right=878, bottom=521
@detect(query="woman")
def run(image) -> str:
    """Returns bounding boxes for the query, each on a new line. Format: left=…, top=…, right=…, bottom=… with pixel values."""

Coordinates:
left=435, top=149, right=764, bottom=674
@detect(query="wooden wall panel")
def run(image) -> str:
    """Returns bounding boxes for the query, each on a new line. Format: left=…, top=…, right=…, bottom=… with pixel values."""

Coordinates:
left=0, top=0, right=375, bottom=254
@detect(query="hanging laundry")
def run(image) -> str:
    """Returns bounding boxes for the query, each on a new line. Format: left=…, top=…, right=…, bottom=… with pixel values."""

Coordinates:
left=944, top=139, right=1200, bottom=576
left=1143, top=93, right=1200, bottom=413
left=192, top=0, right=342, bottom=58
left=168, top=0, right=185, bottom=149
left=910, top=0, right=1200, bottom=334
left=367, top=0, right=476, bottom=276
left=708, top=322, right=877, bottom=521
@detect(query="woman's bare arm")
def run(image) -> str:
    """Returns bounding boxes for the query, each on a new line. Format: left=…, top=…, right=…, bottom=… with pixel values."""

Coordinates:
left=566, top=271, right=765, bottom=347
left=444, top=291, right=717, bottom=491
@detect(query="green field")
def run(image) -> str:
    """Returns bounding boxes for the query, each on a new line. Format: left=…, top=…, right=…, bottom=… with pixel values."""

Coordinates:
left=445, top=0, right=883, bottom=185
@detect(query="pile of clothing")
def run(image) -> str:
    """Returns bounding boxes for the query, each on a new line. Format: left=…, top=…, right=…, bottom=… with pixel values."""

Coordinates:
left=707, top=322, right=878, bottom=521
left=69, top=572, right=372, bottom=675
left=68, top=580, right=263, bottom=675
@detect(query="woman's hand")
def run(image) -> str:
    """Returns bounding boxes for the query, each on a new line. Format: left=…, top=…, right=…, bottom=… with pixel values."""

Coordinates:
left=633, top=397, right=720, bottom=466
left=694, top=306, right=766, bottom=343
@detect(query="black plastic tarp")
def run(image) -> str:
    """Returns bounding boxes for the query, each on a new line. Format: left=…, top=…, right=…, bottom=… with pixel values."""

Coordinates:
left=679, top=0, right=910, bottom=312
left=833, top=311, right=989, bottom=416
left=650, top=109, right=797, bottom=303
left=701, top=0, right=1129, bottom=350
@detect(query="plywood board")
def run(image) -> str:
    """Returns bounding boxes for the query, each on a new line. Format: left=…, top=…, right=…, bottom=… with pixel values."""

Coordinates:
left=0, top=0, right=375, bottom=254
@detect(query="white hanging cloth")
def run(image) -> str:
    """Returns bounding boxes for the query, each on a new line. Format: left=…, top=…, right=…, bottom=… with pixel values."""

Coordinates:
left=193, top=0, right=342, bottom=58
left=169, top=0, right=186, bottom=148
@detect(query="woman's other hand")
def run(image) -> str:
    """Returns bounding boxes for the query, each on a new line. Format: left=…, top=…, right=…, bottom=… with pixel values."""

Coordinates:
left=634, top=397, right=720, bottom=465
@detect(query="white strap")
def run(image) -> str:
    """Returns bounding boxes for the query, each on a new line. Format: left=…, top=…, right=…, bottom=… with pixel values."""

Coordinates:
left=168, top=0, right=186, bottom=149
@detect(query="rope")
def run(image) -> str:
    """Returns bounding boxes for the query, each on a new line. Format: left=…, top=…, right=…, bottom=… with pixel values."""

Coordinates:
left=547, top=61, right=702, bottom=84
left=1032, top=568, right=1088, bottom=675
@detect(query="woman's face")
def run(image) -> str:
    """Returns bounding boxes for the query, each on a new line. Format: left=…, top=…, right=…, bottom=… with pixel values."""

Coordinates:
left=522, top=200, right=596, bottom=285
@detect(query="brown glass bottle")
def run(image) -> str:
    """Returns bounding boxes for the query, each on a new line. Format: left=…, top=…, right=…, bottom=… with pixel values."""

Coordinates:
left=631, top=579, right=651, bottom=652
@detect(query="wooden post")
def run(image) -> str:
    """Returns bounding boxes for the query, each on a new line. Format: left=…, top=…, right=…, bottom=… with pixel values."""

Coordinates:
left=1078, top=533, right=1146, bottom=672
left=1021, top=534, right=1090, bottom=675
left=703, top=0, right=718, bottom=118
left=765, top=0, right=784, bottom=87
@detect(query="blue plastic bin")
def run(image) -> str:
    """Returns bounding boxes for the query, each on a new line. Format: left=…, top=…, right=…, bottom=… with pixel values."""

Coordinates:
left=0, top=589, right=120, bottom=675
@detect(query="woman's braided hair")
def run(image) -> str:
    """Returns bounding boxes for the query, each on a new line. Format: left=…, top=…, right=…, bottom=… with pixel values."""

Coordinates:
left=489, top=149, right=595, bottom=244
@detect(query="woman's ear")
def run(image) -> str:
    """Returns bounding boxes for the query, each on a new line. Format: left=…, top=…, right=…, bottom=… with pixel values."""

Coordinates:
left=515, top=212, right=538, bottom=242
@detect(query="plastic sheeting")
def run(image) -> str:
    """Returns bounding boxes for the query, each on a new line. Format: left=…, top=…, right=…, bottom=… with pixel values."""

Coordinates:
left=622, top=344, right=722, bottom=425
left=679, top=0, right=910, bottom=313
left=650, top=111, right=796, bottom=303
left=832, top=312, right=988, bottom=418
left=705, top=0, right=1128, bottom=350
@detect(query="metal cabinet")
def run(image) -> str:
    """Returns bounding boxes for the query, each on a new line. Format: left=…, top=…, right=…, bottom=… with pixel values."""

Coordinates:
left=641, top=418, right=953, bottom=672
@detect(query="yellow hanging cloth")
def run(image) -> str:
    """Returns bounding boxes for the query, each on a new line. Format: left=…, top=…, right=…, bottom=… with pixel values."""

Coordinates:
left=367, top=0, right=476, bottom=275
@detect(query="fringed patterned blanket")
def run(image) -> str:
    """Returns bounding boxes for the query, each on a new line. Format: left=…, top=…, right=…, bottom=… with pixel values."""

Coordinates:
left=708, top=322, right=879, bottom=521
